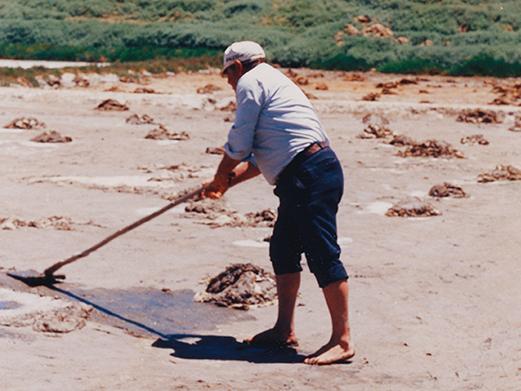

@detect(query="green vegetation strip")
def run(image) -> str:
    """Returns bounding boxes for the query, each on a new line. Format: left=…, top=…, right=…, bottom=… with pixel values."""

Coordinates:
left=1, top=0, right=521, bottom=76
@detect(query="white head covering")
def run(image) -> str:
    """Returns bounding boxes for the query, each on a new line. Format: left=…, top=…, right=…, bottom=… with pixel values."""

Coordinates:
left=223, top=41, right=265, bottom=72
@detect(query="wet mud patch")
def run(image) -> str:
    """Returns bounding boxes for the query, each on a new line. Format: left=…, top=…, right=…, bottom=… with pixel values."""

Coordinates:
left=456, top=109, right=503, bottom=124
left=195, top=263, right=276, bottom=310
left=95, top=99, right=129, bottom=111
left=396, top=139, right=464, bottom=159
left=65, top=286, right=252, bottom=335
left=31, top=130, right=72, bottom=143
left=0, top=287, right=91, bottom=334
left=145, top=124, right=190, bottom=141
left=429, top=183, right=467, bottom=198
left=385, top=198, right=441, bottom=217
left=4, top=117, right=46, bottom=130
left=478, top=165, right=521, bottom=183
left=460, top=134, right=489, bottom=145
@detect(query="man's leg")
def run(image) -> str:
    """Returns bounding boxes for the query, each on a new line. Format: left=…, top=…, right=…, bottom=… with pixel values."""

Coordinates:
left=304, top=279, right=354, bottom=365
left=244, top=272, right=300, bottom=346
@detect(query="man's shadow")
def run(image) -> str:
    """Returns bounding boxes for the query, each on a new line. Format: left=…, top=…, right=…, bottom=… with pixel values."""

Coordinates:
left=50, top=285, right=305, bottom=364
left=153, top=334, right=305, bottom=364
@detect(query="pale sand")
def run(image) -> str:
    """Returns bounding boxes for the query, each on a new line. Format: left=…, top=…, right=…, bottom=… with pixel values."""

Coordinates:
left=0, top=67, right=520, bottom=390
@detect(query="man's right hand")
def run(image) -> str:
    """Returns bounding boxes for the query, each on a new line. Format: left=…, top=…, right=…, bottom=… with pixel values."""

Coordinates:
left=202, top=175, right=229, bottom=199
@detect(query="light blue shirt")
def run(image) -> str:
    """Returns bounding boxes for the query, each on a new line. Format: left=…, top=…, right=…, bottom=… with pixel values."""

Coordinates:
left=224, top=63, right=329, bottom=185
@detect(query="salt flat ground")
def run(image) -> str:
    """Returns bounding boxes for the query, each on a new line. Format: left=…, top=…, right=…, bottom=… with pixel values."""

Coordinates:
left=1, top=67, right=520, bottom=390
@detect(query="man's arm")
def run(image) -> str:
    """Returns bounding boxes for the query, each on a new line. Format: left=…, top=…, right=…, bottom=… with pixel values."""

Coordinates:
left=204, top=154, right=260, bottom=199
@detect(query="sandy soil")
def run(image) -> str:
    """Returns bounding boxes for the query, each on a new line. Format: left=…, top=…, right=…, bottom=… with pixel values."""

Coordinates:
left=1, top=66, right=521, bottom=390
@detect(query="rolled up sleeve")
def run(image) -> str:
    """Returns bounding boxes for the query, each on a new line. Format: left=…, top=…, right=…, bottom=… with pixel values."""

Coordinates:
left=224, top=79, right=263, bottom=161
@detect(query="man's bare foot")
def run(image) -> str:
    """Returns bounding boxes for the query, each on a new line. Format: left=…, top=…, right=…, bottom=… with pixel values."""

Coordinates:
left=243, top=328, right=298, bottom=347
left=304, top=340, right=355, bottom=365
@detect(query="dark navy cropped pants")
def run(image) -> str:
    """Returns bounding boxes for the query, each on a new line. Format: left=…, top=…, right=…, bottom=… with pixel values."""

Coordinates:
left=270, top=147, right=349, bottom=288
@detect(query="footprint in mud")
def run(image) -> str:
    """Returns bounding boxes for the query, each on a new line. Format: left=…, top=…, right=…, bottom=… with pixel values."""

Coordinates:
left=195, top=263, right=276, bottom=310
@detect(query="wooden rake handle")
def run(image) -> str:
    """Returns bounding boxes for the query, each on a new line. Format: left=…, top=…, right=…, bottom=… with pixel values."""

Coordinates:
left=44, top=185, right=206, bottom=277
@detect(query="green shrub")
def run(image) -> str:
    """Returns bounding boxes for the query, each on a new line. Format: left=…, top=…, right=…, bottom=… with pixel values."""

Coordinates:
left=1, top=0, right=521, bottom=76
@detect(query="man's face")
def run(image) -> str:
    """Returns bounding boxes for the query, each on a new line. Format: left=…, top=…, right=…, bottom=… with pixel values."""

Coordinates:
left=223, top=61, right=243, bottom=91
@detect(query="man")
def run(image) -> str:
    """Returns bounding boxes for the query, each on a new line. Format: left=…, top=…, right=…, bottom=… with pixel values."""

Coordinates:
left=203, top=41, right=354, bottom=365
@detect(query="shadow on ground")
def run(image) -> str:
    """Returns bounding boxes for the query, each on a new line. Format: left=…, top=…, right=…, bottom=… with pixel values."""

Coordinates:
left=44, top=283, right=305, bottom=364
left=153, top=334, right=306, bottom=364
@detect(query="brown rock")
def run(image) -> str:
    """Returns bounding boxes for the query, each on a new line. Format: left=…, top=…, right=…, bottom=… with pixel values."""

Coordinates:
left=45, top=75, right=61, bottom=88
left=429, top=183, right=467, bottom=198
left=397, top=139, right=464, bottom=158
left=314, top=82, right=329, bottom=91
left=31, top=130, right=72, bottom=143
left=386, top=199, right=441, bottom=217
left=96, top=99, right=129, bottom=111
left=196, top=84, right=222, bottom=94
left=73, top=75, right=90, bottom=87
left=344, top=24, right=360, bottom=36
left=396, top=36, right=409, bottom=44
left=355, top=15, right=371, bottom=24
left=478, top=165, right=521, bottom=183
left=205, top=146, right=225, bottom=155
left=145, top=124, right=190, bottom=141
left=358, top=124, right=394, bottom=139
left=460, top=134, right=489, bottom=145
left=119, top=75, right=140, bottom=83
left=456, top=109, right=503, bottom=124
left=126, top=114, right=155, bottom=125
left=363, top=23, right=394, bottom=38
left=5, top=117, right=46, bottom=130
left=133, top=87, right=157, bottom=94
left=343, top=73, right=366, bottom=82
left=219, top=101, right=236, bottom=112
left=362, top=92, right=381, bottom=101
left=387, top=134, right=416, bottom=147
left=195, top=263, right=276, bottom=310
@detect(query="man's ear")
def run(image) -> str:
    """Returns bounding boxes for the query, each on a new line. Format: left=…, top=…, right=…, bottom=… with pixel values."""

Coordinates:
left=234, top=60, right=244, bottom=75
